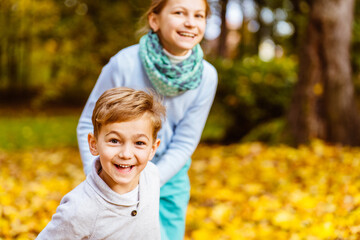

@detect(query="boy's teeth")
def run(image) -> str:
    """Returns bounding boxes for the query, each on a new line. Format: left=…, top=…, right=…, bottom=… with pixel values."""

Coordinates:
left=117, top=164, right=131, bottom=168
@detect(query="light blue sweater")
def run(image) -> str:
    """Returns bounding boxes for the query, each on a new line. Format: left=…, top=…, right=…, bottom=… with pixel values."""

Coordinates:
left=77, top=44, right=218, bottom=186
left=37, top=159, right=160, bottom=240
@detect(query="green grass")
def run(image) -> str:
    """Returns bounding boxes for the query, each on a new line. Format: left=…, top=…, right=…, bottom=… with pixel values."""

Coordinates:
left=0, top=108, right=226, bottom=150
left=0, top=114, right=80, bottom=150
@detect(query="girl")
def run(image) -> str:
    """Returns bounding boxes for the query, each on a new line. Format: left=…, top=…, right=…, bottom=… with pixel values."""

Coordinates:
left=76, top=0, right=217, bottom=239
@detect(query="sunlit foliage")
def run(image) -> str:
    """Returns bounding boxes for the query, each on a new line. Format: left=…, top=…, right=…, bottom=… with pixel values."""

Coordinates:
left=2, top=140, right=360, bottom=239
left=186, top=140, right=360, bottom=239
left=0, top=148, right=84, bottom=239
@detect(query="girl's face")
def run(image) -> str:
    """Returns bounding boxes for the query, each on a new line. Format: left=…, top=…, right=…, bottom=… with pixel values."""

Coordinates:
left=149, top=0, right=207, bottom=56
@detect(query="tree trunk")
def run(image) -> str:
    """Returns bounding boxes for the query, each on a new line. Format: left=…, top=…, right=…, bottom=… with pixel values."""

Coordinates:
left=288, top=0, right=360, bottom=146
left=217, top=0, right=228, bottom=57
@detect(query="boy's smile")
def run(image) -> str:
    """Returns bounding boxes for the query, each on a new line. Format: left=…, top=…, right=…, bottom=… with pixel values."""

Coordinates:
left=114, top=164, right=134, bottom=172
left=88, top=113, right=160, bottom=194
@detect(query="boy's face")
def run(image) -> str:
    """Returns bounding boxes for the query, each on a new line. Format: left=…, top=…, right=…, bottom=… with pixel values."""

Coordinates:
left=88, top=113, right=160, bottom=194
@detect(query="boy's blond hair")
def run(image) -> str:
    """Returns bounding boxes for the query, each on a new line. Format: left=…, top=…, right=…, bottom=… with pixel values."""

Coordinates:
left=92, top=87, right=166, bottom=140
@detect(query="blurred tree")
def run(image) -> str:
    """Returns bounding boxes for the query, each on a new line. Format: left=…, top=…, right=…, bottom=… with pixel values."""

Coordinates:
left=0, top=0, right=146, bottom=107
left=352, top=1, right=360, bottom=79
left=288, top=0, right=360, bottom=146
left=217, top=0, right=229, bottom=57
left=0, top=0, right=59, bottom=102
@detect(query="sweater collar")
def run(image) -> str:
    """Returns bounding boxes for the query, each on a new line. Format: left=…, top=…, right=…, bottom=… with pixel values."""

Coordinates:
left=163, top=48, right=192, bottom=65
left=86, top=158, right=143, bottom=207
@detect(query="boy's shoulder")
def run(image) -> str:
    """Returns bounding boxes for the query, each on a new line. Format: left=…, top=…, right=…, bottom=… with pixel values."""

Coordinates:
left=145, top=160, right=158, bottom=170
left=59, top=181, right=101, bottom=219
left=141, top=162, right=160, bottom=188
left=143, top=161, right=159, bottom=177
left=36, top=182, right=100, bottom=239
left=58, top=179, right=105, bottom=222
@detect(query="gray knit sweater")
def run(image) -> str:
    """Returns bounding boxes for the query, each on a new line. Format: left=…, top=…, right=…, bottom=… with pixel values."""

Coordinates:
left=36, top=158, right=161, bottom=240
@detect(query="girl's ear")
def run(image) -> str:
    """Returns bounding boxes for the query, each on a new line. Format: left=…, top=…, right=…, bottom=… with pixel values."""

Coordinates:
left=148, top=12, right=160, bottom=32
left=88, top=133, right=99, bottom=156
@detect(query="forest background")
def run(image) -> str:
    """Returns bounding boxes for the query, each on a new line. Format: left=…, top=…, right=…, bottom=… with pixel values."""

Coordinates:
left=2, top=0, right=360, bottom=239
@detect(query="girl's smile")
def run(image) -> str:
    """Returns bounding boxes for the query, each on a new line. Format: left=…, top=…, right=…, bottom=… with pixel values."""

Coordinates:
left=149, top=0, right=207, bottom=56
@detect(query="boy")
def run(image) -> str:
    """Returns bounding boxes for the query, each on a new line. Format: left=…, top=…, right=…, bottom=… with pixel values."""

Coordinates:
left=37, top=87, right=166, bottom=239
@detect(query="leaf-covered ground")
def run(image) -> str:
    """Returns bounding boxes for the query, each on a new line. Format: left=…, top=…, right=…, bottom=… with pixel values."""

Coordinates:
left=2, top=140, right=360, bottom=239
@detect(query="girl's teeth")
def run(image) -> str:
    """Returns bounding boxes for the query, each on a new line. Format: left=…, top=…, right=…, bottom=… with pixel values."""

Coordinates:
left=180, top=33, right=195, bottom=37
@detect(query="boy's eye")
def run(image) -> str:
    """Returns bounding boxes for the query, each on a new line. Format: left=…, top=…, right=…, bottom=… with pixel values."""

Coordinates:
left=110, top=139, right=119, bottom=144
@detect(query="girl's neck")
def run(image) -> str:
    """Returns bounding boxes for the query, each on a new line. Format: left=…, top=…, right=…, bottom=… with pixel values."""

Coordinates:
left=163, top=48, right=192, bottom=65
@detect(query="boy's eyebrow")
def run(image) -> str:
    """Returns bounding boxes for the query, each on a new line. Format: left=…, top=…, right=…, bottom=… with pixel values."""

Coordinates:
left=105, top=131, right=121, bottom=137
left=134, top=133, right=150, bottom=140
left=105, top=131, right=150, bottom=140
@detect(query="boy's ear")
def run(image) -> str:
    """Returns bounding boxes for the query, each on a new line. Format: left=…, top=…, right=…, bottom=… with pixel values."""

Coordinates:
left=88, top=133, right=99, bottom=156
left=148, top=12, right=160, bottom=32
left=149, top=139, right=161, bottom=161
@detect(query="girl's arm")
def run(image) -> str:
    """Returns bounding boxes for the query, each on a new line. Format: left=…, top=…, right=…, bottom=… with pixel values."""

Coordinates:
left=157, top=64, right=218, bottom=186
left=77, top=58, right=121, bottom=175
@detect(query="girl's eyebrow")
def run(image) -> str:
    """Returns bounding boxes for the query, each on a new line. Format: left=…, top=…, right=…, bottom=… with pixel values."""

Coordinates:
left=171, top=6, right=205, bottom=13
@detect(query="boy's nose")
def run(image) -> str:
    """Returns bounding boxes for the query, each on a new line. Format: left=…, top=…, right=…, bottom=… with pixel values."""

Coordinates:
left=118, top=145, right=133, bottom=159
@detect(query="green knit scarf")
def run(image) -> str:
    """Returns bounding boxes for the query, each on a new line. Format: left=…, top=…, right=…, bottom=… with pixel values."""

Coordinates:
left=139, top=31, right=203, bottom=97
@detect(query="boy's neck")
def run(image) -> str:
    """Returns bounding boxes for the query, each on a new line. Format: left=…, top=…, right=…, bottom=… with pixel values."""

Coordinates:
left=98, top=166, right=140, bottom=195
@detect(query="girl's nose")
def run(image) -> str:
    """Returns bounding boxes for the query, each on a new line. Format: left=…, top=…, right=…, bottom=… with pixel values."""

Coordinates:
left=184, top=16, right=196, bottom=27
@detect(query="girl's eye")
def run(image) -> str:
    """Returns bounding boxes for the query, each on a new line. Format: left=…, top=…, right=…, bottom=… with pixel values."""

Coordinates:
left=174, top=11, right=184, bottom=15
left=110, top=139, right=119, bottom=144
left=195, top=14, right=205, bottom=18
